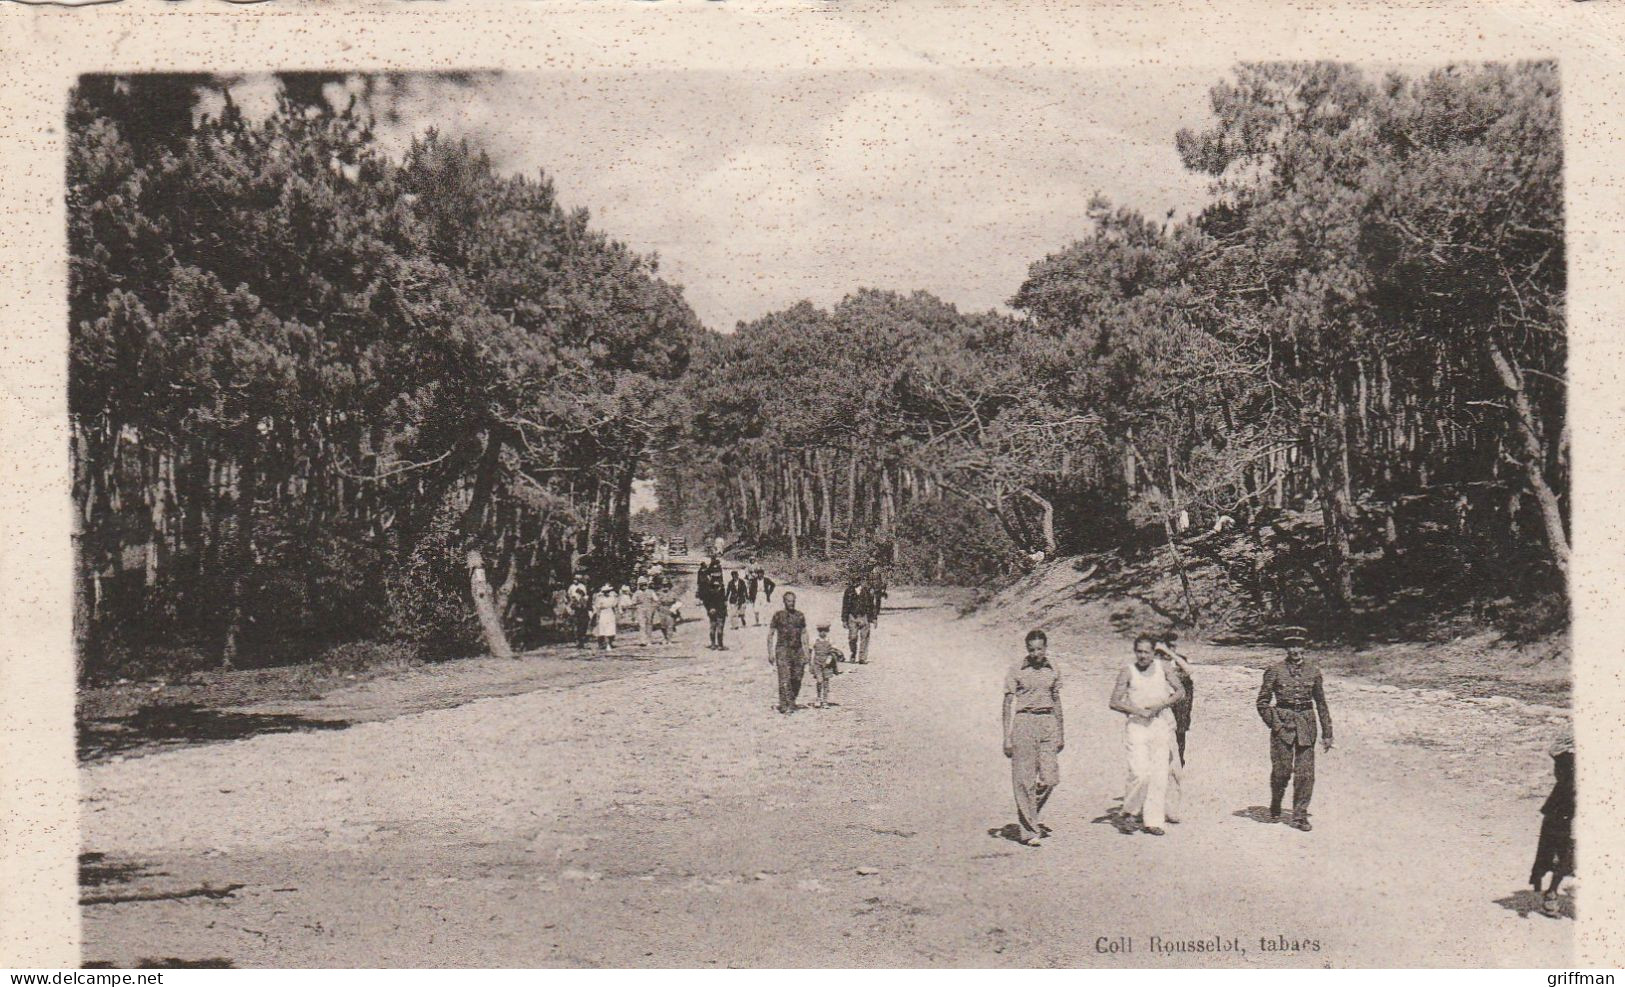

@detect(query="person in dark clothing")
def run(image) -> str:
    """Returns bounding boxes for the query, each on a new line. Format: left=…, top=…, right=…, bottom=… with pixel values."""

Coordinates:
left=567, top=573, right=592, bottom=648
left=765, top=592, right=809, bottom=714
left=867, top=566, right=888, bottom=622
left=840, top=578, right=875, bottom=664
left=697, top=554, right=728, bottom=650
left=727, top=571, right=750, bottom=629
left=1255, top=628, right=1333, bottom=831
left=1530, top=730, right=1575, bottom=917
left=1157, top=637, right=1196, bottom=762
left=745, top=566, right=764, bottom=626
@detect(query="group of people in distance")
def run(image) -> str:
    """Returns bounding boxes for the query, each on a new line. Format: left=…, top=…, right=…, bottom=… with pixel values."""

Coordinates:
left=1003, top=625, right=1333, bottom=847
left=696, top=554, right=775, bottom=650
left=754, top=569, right=889, bottom=714
left=686, top=548, right=894, bottom=713
left=558, top=568, right=681, bottom=651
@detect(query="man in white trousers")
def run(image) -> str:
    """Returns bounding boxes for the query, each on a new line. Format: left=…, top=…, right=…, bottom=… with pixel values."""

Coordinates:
left=1108, top=634, right=1187, bottom=835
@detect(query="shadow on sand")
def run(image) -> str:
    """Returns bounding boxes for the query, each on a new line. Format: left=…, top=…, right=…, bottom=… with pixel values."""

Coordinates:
left=1233, top=805, right=1317, bottom=829
left=79, top=705, right=350, bottom=763
left=1090, top=806, right=1142, bottom=836
left=80, top=851, right=156, bottom=889
left=986, top=823, right=1043, bottom=846
left=1494, top=887, right=1576, bottom=921
left=558, top=649, right=675, bottom=662
left=1233, top=805, right=1282, bottom=825
left=79, top=851, right=246, bottom=908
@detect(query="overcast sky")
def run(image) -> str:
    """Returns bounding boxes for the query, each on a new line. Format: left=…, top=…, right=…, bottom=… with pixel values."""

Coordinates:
left=222, top=67, right=1223, bottom=332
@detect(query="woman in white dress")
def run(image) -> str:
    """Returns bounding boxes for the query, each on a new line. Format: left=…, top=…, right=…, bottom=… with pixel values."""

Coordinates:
left=593, top=584, right=619, bottom=650
left=1108, top=634, right=1186, bottom=835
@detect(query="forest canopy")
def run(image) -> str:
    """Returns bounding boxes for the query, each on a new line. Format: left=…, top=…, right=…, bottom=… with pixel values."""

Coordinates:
left=70, top=74, right=702, bottom=676
left=69, top=61, right=1565, bottom=678
left=656, top=61, right=1565, bottom=633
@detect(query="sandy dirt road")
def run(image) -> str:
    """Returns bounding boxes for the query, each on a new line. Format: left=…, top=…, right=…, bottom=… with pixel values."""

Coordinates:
left=81, top=585, right=1574, bottom=967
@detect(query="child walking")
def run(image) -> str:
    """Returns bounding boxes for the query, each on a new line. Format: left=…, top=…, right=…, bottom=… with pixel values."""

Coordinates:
left=808, top=623, right=843, bottom=708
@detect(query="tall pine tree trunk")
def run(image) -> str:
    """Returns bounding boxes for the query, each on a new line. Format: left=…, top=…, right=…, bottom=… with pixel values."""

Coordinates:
left=463, top=431, right=514, bottom=659
left=737, top=470, right=753, bottom=541
left=1315, top=391, right=1355, bottom=618
left=1021, top=488, right=1057, bottom=555
left=845, top=448, right=859, bottom=540
left=787, top=461, right=801, bottom=559
left=1485, top=337, right=1570, bottom=576
left=819, top=450, right=834, bottom=556
left=222, top=430, right=259, bottom=668
left=1162, top=514, right=1200, bottom=626
left=612, top=460, right=635, bottom=567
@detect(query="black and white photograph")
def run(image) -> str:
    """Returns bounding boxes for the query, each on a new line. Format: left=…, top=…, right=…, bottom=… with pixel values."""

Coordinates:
left=2, top=0, right=1617, bottom=973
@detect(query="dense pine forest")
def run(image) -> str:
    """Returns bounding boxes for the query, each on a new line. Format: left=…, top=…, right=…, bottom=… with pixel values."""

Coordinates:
left=70, top=74, right=701, bottom=676
left=70, top=61, right=1565, bottom=680
left=655, top=61, right=1565, bottom=637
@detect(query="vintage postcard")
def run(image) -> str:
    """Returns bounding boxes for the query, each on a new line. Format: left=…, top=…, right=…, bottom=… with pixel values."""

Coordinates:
left=1, top=0, right=1621, bottom=971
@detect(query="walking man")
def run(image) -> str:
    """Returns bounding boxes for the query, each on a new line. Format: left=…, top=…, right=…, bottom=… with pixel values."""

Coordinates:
left=867, top=565, right=888, bottom=624
left=697, top=553, right=728, bottom=650
left=1158, top=637, right=1197, bottom=762
left=746, top=564, right=764, bottom=626
left=1109, top=634, right=1186, bottom=836
left=841, top=576, right=874, bottom=664
left=765, top=591, right=809, bottom=715
left=1255, top=627, right=1334, bottom=831
left=1003, top=628, right=1063, bottom=847
left=727, top=570, right=750, bottom=629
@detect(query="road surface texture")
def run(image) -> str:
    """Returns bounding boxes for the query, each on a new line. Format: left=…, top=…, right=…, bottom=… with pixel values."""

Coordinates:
left=82, top=585, right=1574, bottom=967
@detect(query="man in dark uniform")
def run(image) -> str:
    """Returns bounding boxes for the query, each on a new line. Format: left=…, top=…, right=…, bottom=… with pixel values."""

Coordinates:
left=1256, top=627, right=1334, bottom=830
left=697, top=553, right=728, bottom=650
left=765, top=591, right=809, bottom=714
